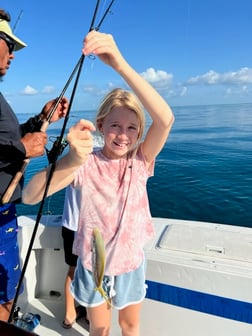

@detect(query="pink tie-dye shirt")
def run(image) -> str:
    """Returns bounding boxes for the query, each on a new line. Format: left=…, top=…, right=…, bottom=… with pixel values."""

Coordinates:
left=72, top=146, right=155, bottom=276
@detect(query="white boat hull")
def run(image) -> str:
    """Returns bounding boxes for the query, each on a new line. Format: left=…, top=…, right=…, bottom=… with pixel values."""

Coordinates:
left=16, top=215, right=252, bottom=335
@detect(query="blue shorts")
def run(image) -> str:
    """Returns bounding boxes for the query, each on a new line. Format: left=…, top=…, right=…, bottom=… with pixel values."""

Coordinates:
left=71, top=258, right=147, bottom=310
left=0, top=203, right=23, bottom=304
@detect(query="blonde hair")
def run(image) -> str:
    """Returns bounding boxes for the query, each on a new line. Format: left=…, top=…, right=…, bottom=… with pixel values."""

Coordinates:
left=96, top=88, right=145, bottom=142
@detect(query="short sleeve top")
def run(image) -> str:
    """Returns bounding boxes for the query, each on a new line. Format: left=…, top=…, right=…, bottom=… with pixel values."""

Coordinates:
left=72, top=147, right=155, bottom=275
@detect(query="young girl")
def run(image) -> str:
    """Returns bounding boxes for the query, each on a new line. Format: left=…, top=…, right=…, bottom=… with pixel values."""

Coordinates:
left=23, top=30, right=174, bottom=336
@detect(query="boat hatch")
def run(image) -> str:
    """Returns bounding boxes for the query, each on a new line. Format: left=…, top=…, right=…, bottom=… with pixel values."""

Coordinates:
left=157, top=222, right=252, bottom=262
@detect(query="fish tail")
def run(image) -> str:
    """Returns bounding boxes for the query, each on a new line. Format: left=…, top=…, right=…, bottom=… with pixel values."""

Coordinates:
left=95, top=286, right=112, bottom=307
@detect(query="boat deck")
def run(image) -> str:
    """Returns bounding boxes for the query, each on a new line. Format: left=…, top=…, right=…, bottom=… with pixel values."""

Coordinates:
left=24, top=299, right=90, bottom=336
left=19, top=297, right=252, bottom=336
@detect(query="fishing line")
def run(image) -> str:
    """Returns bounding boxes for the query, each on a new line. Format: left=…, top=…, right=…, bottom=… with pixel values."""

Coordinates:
left=12, top=9, right=24, bottom=33
left=8, top=0, right=117, bottom=324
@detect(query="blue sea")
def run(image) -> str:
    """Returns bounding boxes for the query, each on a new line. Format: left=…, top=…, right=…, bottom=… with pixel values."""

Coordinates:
left=16, top=103, right=252, bottom=228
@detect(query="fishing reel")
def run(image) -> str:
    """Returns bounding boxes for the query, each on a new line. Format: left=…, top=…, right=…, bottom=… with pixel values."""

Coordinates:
left=46, top=136, right=69, bottom=164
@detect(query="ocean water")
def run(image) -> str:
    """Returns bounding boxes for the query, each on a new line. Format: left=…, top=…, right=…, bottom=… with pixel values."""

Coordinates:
left=16, top=103, right=252, bottom=228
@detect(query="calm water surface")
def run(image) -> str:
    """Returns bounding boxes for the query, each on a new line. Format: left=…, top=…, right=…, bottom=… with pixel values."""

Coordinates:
left=17, top=103, right=252, bottom=228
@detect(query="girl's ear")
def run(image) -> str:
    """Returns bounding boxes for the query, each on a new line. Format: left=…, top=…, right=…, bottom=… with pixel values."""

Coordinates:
left=97, top=121, right=103, bottom=133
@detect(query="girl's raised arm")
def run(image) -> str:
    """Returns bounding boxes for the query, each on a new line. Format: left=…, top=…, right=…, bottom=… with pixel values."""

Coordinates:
left=83, top=31, right=174, bottom=164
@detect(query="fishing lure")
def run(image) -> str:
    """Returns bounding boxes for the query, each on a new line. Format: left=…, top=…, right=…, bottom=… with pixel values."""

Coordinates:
left=92, top=227, right=112, bottom=307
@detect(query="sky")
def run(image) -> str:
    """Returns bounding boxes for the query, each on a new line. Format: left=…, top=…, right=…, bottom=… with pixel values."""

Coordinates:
left=1, top=0, right=252, bottom=114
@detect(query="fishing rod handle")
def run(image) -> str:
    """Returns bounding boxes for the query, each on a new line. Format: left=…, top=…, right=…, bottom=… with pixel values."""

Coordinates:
left=40, top=120, right=50, bottom=132
left=1, top=158, right=30, bottom=204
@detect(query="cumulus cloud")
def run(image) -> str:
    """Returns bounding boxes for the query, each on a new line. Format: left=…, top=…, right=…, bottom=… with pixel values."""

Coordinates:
left=81, top=68, right=174, bottom=101
left=21, top=85, right=38, bottom=95
left=186, top=67, right=252, bottom=86
left=222, top=68, right=252, bottom=84
left=19, top=85, right=55, bottom=96
left=187, top=70, right=220, bottom=85
left=140, top=67, right=173, bottom=88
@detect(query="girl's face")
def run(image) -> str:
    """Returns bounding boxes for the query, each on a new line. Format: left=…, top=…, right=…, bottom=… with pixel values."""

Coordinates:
left=100, top=106, right=140, bottom=159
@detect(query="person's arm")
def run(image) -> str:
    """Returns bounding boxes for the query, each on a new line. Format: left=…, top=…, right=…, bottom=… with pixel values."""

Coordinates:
left=22, top=119, right=95, bottom=205
left=82, top=31, right=174, bottom=164
left=118, top=61, right=174, bottom=164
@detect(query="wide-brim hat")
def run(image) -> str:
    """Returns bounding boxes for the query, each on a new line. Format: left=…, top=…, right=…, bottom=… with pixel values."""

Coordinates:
left=0, top=19, right=27, bottom=51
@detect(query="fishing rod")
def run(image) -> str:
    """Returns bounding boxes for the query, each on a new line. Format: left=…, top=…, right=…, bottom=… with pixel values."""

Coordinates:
left=2, top=0, right=116, bottom=204
left=1, top=56, right=83, bottom=204
left=46, top=0, right=116, bottom=165
left=8, top=0, right=117, bottom=324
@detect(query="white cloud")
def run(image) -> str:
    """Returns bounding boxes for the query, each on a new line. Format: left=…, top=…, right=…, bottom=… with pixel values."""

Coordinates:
left=80, top=68, right=174, bottom=101
left=21, top=85, right=38, bottom=95
left=78, top=66, right=252, bottom=104
left=186, top=67, right=252, bottom=86
left=140, top=67, right=173, bottom=88
left=222, top=68, right=252, bottom=84
left=187, top=70, right=220, bottom=85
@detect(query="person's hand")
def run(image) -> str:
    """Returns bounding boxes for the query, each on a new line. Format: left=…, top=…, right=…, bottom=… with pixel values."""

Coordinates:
left=67, top=119, right=96, bottom=165
left=40, top=97, right=69, bottom=123
left=21, top=132, right=47, bottom=158
left=82, top=31, right=126, bottom=72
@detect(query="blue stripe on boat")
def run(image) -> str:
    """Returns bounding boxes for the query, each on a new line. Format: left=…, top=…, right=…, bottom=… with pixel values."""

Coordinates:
left=146, top=280, right=252, bottom=324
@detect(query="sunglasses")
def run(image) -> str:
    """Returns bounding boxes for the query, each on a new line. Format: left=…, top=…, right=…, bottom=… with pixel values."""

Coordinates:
left=0, top=32, right=16, bottom=54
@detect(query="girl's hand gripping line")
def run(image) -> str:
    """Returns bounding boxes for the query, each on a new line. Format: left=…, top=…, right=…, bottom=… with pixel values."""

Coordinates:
left=67, top=119, right=96, bottom=166
left=22, top=119, right=96, bottom=205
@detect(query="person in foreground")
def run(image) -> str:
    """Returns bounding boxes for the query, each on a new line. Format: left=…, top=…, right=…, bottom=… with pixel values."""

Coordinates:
left=23, top=30, right=174, bottom=336
left=0, top=9, right=68, bottom=322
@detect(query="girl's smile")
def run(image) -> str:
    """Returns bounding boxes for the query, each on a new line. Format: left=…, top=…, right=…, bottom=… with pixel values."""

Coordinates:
left=100, top=106, right=140, bottom=159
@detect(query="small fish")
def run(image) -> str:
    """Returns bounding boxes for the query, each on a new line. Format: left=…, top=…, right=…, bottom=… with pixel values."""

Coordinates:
left=92, top=227, right=112, bottom=307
